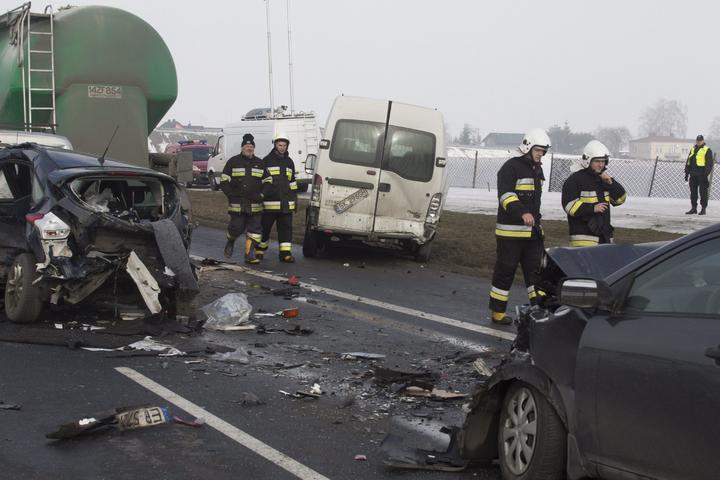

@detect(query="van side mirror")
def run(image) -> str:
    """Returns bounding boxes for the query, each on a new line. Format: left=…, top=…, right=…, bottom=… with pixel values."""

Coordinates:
left=559, top=278, right=614, bottom=310
left=305, top=154, right=317, bottom=174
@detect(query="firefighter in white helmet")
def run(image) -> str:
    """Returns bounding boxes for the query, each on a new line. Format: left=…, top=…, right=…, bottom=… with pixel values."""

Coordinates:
left=561, top=140, right=627, bottom=247
left=489, top=128, right=550, bottom=325
left=257, top=132, right=298, bottom=262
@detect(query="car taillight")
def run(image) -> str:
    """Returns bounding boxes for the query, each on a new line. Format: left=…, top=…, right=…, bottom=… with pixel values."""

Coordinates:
left=33, top=212, right=71, bottom=240
left=425, top=193, right=442, bottom=224
left=310, top=174, right=322, bottom=205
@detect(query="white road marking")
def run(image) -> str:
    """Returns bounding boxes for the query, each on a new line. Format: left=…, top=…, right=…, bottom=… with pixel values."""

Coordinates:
left=115, top=367, right=331, bottom=480
left=194, top=256, right=515, bottom=341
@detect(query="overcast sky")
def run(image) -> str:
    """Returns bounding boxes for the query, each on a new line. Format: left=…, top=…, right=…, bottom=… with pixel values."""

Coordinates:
left=9, top=0, right=718, bottom=138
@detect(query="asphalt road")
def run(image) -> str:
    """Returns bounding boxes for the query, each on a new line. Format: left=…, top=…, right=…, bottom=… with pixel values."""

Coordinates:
left=0, top=226, right=535, bottom=480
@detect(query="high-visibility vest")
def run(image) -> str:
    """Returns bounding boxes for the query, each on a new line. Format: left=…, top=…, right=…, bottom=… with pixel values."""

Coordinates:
left=688, top=145, right=709, bottom=167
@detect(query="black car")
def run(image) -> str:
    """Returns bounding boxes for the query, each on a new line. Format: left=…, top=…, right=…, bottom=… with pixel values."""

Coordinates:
left=0, top=143, right=197, bottom=323
left=459, top=227, right=720, bottom=479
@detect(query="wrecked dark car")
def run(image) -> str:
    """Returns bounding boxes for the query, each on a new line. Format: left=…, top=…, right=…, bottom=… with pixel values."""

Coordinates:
left=459, top=229, right=720, bottom=479
left=0, top=143, right=197, bottom=324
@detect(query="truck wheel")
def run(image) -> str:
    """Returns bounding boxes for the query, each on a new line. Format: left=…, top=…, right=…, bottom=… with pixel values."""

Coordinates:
left=302, top=228, right=319, bottom=258
left=4, top=253, right=44, bottom=323
left=414, top=240, right=432, bottom=263
left=498, top=382, right=566, bottom=480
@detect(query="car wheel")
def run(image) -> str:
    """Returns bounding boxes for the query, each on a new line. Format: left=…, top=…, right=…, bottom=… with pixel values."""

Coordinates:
left=414, top=240, right=432, bottom=263
left=4, top=253, right=44, bottom=323
left=210, top=174, right=220, bottom=191
left=498, top=382, right=566, bottom=480
left=302, top=227, right=319, bottom=258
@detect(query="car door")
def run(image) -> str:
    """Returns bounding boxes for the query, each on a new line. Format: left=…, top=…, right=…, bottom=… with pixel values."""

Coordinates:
left=316, top=98, right=386, bottom=233
left=577, top=236, right=720, bottom=479
left=0, top=159, right=36, bottom=276
left=372, top=102, right=442, bottom=239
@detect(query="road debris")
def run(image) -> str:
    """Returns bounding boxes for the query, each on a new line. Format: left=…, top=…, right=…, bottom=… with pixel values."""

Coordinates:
left=46, top=405, right=191, bottom=439
left=472, top=358, right=494, bottom=377
left=201, top=292, right=252, bottom=331
left=236, top=392, right=264, bottom=407
left=354, top=454, right=367, bottom=461
left=123, top=337, right=186, bottom=357
left=257, top=324, right=313, bottom=336
left=404, top=387, right=466, bottom=401
left=341, top=352, right=386, bottom=360
left=380, top=427, right=468, bottom=472
left=0, top=402, right=22, bottom=411
left=287, top=275, right=300, bottom=286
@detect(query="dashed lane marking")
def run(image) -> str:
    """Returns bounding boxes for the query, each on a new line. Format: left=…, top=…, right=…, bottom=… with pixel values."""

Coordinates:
left=115, top=367, right=331, bottom=480
left=193, top=256, right=516, bottom=342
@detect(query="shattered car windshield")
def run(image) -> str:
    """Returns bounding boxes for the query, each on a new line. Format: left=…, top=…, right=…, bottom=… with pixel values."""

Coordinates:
left=70, top=177, right=166, bottom=221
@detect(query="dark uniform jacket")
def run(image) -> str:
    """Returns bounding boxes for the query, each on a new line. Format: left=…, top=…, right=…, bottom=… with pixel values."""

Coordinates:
left=220, top=153, right=265, bottom=215
left=261, top=150, right=298, bottom=213
left=496, top=155, right=544, bottom=239
left=562, top=168, right=627, bottom=245
left=686, top=144, right=714, bottom=176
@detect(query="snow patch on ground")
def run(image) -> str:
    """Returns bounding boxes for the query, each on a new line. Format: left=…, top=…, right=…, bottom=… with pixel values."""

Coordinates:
left=445, top=187, right=719, bottom=234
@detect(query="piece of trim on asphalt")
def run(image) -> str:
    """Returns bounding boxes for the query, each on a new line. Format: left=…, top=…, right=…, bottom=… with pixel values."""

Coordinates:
left=192, top=256, right=515, bottom=341
left=115, top=367, right=331, bottom=480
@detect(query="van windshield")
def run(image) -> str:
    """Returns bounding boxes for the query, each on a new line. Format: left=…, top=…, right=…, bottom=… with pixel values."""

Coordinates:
left=329, top=120, right=383, bottom=166
left=384, top=127, right=436, bottom=182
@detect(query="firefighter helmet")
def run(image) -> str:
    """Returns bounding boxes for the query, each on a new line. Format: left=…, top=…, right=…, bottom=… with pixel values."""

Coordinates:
left=273, top=133, right=290, bottom=145
left=518, top=128, right=552, bottom=155
left=581, top=140, right=610, bottom=169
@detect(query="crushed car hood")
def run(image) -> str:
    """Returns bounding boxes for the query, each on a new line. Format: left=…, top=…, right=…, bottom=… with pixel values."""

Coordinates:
left=546, top=242, right=666, bottom=279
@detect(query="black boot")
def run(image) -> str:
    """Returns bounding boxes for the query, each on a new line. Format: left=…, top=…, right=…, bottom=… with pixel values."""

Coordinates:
left=224, top=238, right=235, bottom=258
left=699, top=207, right=707, bottom=215
left=685, top=208, right=698, bottom=215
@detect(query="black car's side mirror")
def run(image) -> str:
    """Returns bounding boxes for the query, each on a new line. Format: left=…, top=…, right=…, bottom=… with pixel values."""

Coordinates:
left=559, top=277, right=615, bottom=310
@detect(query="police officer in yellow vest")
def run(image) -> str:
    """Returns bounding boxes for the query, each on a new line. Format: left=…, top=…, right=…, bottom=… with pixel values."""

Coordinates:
left=685, top=134, right=714, bottom=215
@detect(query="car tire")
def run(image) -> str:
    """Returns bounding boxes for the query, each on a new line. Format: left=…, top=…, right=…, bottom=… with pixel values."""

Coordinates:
left=4, top=253, right=44, bottom=323
left=414, top=240, right=432, bottom=263
left=302, top=227, right=319, bottom=258
left=498, top=382, right=566, bottom=480
left=210, top=174, right=220, bottom=191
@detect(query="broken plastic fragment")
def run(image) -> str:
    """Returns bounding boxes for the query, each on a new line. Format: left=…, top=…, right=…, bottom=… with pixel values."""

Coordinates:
left=201, top=293, right=252, bottom=331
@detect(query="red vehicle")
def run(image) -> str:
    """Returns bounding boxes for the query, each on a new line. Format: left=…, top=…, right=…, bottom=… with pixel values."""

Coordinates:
left=164, top=140, right=211, bottom=187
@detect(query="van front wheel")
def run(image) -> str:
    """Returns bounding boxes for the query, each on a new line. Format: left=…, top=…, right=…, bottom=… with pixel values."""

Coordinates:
left=303, top=228, right=319, bottom=258
left=414, top=240, right=432, bottom=263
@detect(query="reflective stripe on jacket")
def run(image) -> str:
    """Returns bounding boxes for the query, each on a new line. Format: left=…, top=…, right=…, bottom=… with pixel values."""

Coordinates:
left=495, top=155, right=544, bottom=239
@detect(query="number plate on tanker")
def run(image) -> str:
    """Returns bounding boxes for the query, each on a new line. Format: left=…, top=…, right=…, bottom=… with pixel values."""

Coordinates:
left=333, top=188, right=369, bottom=214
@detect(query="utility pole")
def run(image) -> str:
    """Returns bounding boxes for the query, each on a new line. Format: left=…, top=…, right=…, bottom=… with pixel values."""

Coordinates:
left=287, top=0, right=295, bottom=115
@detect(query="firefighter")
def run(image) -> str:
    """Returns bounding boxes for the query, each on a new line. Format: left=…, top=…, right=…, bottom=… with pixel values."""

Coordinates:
left=685, top=134, right=714, bottom=215
left=562, top=140, right=627, bottom=246
left=489, top=128, right=550, bottom=325
left=219, top=133, right=264, bottom=264
left=257, top=133, right=298, bottom=263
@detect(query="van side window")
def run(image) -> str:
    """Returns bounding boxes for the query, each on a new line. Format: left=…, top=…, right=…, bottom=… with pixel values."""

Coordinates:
left=329, top=120, right=384, bottom=167
left=384, top=128, right=436, bottom=182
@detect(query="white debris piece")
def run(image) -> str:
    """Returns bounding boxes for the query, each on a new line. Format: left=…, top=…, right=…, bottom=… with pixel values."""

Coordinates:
left=201, top=292, right=252, bottom=331
left=125, top=251, right=162, bottom=314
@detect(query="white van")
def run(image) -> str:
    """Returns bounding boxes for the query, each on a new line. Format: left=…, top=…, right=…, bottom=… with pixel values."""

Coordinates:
left=0, top=130, right=73, bottom=149
left=303, top=96, right=447, bottom=262
left=207, top=114, right=321, bottom=192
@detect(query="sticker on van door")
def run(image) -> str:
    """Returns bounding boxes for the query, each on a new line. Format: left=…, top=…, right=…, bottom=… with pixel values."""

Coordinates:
left=333, top=188, right=370, bottom=214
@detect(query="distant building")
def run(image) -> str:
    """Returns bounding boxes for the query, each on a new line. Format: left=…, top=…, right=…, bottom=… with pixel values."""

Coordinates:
left=481, top=132, right=524, bottom=149
left=629, top=136, right=695, bottom=161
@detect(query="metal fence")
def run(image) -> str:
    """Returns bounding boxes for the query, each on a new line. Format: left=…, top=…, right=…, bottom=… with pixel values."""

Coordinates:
left=446, top=148, right=720, bottom=199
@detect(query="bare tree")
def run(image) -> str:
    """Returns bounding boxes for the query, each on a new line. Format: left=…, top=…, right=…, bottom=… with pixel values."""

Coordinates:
left=639, top=98, right=688, bottom=138
left=594, top=126, right=632, bottom=154
left=708, top=116, right=720, bottom=140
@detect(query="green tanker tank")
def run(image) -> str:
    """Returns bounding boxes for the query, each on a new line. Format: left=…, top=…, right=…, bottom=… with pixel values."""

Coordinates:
left=0, top=4, right=177, bottom=166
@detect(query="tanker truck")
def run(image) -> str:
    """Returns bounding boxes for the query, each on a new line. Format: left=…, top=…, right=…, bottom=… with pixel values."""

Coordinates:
left=0, top=3, right=190, bottom=181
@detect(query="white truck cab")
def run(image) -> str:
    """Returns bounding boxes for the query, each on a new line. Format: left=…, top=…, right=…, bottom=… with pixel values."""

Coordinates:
left=207, top=113, right=320, bottom=192
left=303, top=96, right=447, bottom=262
